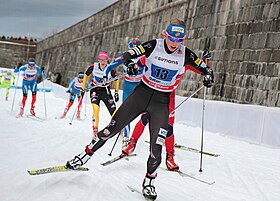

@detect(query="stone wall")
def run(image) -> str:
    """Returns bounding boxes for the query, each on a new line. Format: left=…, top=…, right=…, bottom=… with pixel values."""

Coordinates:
left=36, top=0, right=280, bottom=107
left=0, top=39, right=37, bottom=68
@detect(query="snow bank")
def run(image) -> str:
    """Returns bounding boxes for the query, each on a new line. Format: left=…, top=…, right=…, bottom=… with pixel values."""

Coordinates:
left=175, top=90, right=280, bottom=148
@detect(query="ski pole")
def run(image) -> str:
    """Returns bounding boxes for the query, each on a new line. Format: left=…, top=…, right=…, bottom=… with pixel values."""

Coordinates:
left=11, top=71, right=20, bottom=112
left=199, top=87, right=206, bottom=172
left=108, top=131, right=121, bottom=156
left=169, top=51, right=212, bottom=117
left=169, top=85, right=204, bottom=117
left=42, top=79, right=47, bottom=119
left=84, top=74, right=126, bottom=94
left=199, top=57, right=211, bottom=172
left=70, top=74, right=125, bottom=96
left=69, top=94, right=84, bottom=125
left=84, top=91, right=87, bottom=118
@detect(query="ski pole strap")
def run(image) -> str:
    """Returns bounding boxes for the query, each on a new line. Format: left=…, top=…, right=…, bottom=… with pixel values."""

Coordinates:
left=84, top=74, right=126, bottom=92
left=169, top=85, right=204, bottom=116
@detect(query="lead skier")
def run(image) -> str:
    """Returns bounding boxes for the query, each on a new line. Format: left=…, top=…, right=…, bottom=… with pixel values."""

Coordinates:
left=66, top=18, right=214, bottom=200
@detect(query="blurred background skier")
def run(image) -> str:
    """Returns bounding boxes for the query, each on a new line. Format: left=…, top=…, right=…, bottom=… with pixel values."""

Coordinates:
left=14, top=59, right=45, bottom=116
left=60, top=72, right=87, bottom=119
left=0, top=70, right=16, bottom=101
left=82, top=51, right=119, bottom=138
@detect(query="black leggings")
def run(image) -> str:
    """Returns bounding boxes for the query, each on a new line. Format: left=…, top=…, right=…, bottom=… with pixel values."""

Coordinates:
left=90, top=86, right=116, bottom=115
left=89, top=81, right=171, bottom=175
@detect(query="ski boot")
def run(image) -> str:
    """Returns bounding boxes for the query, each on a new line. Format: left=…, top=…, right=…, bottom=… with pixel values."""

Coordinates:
left=61, top=102, right=73, bottom=119
left=30, top=106, right=36, bottom=116
left=76, top=110, right=81, bottom=119
left=18, top=107, right=24, bottom=117
left=166, top=151, right=179, bottom=170
left=92, top=126, right=98, bottom=139
left=5, top=96, right=8, bottom=101
left=60, top=107, right=69, bottom=119
left=60, top=113, right=66, bottom=119
left=142, top=174, right=157, bottom=200
left=66, top=145, right=94, bottom=169
left=122, top=137, right=137, bottom=155
left=122, top=136, right=130, bottom=149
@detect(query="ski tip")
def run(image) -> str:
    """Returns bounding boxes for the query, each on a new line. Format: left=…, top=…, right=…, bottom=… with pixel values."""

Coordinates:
left=127, top=185, right=140, bottom=193
left=27, top=170, right=37, bottom=175
left=127, top=185, right=135, bottom=192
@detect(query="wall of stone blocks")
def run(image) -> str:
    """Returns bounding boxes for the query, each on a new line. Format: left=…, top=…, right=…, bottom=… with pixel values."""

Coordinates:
left=0, top=41, right=36, bottom=68
left=36, top=0, right=280, bottom=107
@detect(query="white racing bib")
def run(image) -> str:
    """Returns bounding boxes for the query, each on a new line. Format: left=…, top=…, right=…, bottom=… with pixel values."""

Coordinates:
left=142, top=39, right=185, bottom=92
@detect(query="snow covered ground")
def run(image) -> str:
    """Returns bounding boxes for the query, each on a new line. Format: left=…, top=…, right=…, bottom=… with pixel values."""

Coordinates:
left=0, top=80, right=280, bottom=201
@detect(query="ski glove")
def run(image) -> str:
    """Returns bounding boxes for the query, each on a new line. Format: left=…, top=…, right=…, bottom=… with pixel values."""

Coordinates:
left=203, top=69, right=214, bottom=88
left=102, top=76, right=108, bottom=85
left=202, top=48, right=212, bottom=60
left=66, top=89, right=75, bottom=96
left=114, top=92, right=119, bottom=102
left=81, top=87, right=89, bottom=93
left=126, top=62, right=139, bottom=76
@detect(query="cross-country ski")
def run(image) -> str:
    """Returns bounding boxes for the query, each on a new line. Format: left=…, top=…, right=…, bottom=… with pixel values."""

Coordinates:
left=127, top=185, right=156, bottom=201
left=100, top=153, right=137, bottom=166
left=160, top=167, right=215, bottom=185
left=27, top=165, right=89, bottom=175
left=145, top=140, right=220, bottom=157
left=26, top=114, right=45, bottom=121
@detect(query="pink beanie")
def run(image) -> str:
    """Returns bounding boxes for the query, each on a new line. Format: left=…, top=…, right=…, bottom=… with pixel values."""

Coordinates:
left=98, top=51, right=109, bottom=60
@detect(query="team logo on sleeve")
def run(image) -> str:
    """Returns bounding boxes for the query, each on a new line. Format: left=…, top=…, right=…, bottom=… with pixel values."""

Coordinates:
left=138, top=45, right=145, bottom=53
left=190, top=53, right=195, bottom=60
left=131, top=46, right=143, bottom=55
left=128, top=49, right=135, bottom=55
left=195, top=58, right=202, bottom=66
left=143, top=43, right=152, bottom=49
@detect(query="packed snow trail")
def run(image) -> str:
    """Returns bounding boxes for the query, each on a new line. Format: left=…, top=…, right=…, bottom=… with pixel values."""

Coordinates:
left=0, top=81, right=280, bottom=201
